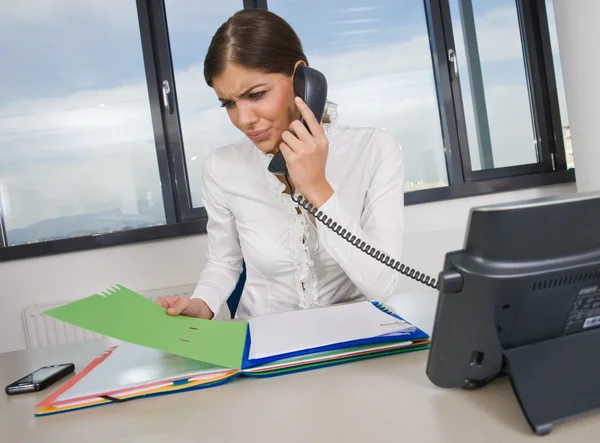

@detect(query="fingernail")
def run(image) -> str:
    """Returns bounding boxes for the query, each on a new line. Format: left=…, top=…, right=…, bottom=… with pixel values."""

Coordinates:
left=295, top=96, right=302, bottom=103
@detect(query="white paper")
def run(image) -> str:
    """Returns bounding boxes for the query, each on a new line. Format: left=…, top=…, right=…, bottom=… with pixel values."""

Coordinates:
left=56, top=342, right=229, bottom=403
left=248, top=301, right=415, bottom=360
left=244, top=341, right=413, bottom=372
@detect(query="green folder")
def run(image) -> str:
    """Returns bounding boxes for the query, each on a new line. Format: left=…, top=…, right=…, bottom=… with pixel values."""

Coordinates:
left=44, top=285, right=248, bottom=369
left=38, top=285, right=431, bottom=417
left=45, top=285, right=431, bottom=372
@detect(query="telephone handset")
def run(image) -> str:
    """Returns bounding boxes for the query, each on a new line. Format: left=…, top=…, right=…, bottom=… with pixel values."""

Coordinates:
left=268, top=65, right=328, bottom=176
left=268, top=65, right=438, bottom=289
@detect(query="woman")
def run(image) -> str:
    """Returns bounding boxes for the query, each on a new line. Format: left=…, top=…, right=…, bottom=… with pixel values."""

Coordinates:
left=158, top=9, right=404, bottom=320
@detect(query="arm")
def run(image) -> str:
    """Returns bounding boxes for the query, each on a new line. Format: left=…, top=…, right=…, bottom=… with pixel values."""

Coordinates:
left=315, top=130, right=404, bottom=303
left=190, top=152, right=244, bottom=318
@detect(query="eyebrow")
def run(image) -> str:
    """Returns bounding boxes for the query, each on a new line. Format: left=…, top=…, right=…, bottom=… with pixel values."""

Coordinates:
left=218, top=83, right=268, bottom=103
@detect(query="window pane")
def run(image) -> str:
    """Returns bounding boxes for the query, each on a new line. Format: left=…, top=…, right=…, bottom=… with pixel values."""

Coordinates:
left=0, top=1, right=165, bottom=246
left=165, top=1, right=244, bottom=208
left=545, top=0, right=572, bottom=169
left=263, top=1, right=448, bottom=191
left=449, top=0, right=537, bottom=170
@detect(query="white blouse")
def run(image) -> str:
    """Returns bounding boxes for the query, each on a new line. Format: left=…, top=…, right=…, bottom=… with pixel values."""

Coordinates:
left=191, top=123, right=404, bottom=318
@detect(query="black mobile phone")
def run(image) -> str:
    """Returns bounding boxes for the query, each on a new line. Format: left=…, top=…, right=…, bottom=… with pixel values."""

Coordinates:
left=5, top=363, right=75, bottom=395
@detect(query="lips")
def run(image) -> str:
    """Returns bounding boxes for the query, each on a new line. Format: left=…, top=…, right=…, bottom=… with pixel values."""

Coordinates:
left=247, top=129, right=269, bottom=142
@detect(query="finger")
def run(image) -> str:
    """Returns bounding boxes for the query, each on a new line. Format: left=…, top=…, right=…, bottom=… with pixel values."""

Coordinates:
left=279, top=142, right=298, bottom=166
left=289, top=120, right=312, bottom=143
left=281, top=130, right=303, bottom=152
left=156, top=298, right=170, bottom=308
left=167, top=297, right=188, bottom=316
left=295, top=96, right=323, bottom=137
left=157, top=296, right=176, bottom=309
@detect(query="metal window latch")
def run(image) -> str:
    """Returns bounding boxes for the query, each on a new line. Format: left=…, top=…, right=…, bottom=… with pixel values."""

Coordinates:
left=448, top=49, right=458, bottom=79
left=162, top=80, right=173, bottom=114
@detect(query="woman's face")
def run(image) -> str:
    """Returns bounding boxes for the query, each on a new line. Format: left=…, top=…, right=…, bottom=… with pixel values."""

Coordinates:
left=212, top=62, right=301, bottom=154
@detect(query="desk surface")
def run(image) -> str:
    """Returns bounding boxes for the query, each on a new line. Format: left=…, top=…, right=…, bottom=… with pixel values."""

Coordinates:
left=2, top=292, right=599, bottom=443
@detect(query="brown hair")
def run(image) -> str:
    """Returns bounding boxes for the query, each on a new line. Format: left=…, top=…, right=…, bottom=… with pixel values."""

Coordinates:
left=203, top=9, right=308, bottom=87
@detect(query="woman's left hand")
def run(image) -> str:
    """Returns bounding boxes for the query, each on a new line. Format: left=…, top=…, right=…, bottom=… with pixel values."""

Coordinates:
left=279, top=97, right=334, bottom=207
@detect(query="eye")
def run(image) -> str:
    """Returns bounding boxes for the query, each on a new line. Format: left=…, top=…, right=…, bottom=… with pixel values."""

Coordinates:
left=248, top=91, right=265, bottom=100
left=221, top=100, right=235, bottom=109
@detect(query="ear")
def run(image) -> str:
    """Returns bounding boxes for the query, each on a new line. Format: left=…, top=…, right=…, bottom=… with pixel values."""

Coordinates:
left=292, top=60, right=307, bottom=76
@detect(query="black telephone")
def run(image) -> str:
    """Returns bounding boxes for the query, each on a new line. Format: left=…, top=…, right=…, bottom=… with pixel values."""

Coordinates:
left=268, top=65, right=437, bottom=289
left=268, top=65, right=328, bottom=176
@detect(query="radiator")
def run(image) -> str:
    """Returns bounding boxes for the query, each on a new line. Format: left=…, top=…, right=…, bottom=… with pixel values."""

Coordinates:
left=22, top=284, right=197, bottom=349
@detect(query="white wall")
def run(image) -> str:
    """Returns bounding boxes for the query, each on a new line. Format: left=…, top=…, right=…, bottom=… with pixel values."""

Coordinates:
left=553, top=0, right=600, bottom=192
left=399, top=183, right=576, bottom=291
left=0, top=182, right=575, bottom=353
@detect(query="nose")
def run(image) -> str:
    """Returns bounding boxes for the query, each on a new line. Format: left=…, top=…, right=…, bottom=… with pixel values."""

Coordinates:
left=236, top=101, right=259, bottom=130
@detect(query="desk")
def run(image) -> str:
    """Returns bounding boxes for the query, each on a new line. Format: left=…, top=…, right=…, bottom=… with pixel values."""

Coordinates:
left=1, top=291, right=599, bottom=443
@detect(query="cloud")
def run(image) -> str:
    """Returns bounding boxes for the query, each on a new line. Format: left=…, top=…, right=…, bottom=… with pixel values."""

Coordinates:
left=451, top=4, right=526, bottom=63
left=0, top=34, right=449, bottom=228
left=3, top=0, right=239, bottom=26
left=163, top=0, right=242, bottom=34
left=332, top=7, right=383, bottom=14
left=0, top=1, right=563, bottom=231
left=3, top=0, right=125, bottom=24
left=0, top=0, right=242, bottom=105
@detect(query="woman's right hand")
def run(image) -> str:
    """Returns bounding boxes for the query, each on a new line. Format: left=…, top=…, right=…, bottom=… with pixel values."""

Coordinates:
left=156, top=296, right=214, bottom=319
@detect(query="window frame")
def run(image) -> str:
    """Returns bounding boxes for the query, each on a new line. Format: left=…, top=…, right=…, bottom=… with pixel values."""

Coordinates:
left=0, top=0, right=574, bottom=262
left=0, top=199, right=7, bottom=249
left=434, top=0, right=564, bottom=183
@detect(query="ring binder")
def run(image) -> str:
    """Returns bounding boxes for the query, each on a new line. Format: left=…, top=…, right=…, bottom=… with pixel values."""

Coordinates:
left=36, top=286, right=431, bottom=416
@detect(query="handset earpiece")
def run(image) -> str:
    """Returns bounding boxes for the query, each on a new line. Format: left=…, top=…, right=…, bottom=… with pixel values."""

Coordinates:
left=293, top=65, right=327, bottom=134
left=267, top=65, right=328, bottom=176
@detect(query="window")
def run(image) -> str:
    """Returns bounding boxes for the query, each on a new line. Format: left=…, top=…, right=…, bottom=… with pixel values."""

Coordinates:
left=268, top=0, right=448, bottom=191
left=164, top=0, right=244, bottom=208
left=448, top=0, right=538, bottom=170
left=0, top=0, right=573, bottom=259
left=544, top=0, right=572, bottom=169
left=0, top=0, right=165, bottom=246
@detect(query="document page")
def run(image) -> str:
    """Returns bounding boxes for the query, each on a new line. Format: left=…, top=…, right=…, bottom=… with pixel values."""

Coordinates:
left=248, top=301, right=415, bottom=360
left=57, top=342, right=230, bottom=402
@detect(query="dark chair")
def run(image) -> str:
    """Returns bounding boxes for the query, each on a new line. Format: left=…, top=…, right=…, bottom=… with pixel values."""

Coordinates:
left=226, top=261, right=246, bottom=319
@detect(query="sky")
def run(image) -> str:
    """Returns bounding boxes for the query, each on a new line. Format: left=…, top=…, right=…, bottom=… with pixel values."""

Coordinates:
left=0, top=0, right=569, bottom=242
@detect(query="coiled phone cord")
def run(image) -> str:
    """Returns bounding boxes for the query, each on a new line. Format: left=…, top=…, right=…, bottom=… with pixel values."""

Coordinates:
left=285, top=175, right=438, bottom=289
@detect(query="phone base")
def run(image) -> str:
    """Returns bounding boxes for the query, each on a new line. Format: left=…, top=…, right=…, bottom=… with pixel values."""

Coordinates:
left=503, top=328, right=600, bottom=435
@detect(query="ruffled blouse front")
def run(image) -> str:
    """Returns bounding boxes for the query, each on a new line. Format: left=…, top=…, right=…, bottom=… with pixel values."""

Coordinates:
left=254, top=146, right=321, bottom=310
left=192, top=123, right=405, bottom=319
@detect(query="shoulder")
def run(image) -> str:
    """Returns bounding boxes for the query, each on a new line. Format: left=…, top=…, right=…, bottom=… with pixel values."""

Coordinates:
left=202, top=137, right=254, bottom=183
left=327, top=124, right=402, bottom=161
